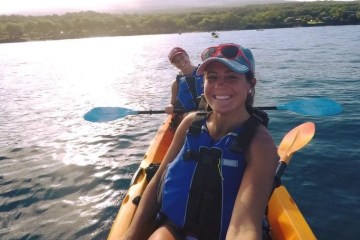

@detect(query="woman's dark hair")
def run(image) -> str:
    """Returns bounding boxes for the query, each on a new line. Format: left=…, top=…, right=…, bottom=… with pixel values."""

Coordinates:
left=245, top=71, right=255, bottom=107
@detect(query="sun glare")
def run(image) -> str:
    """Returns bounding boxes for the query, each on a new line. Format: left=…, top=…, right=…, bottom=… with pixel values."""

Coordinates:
left=1, top=0, right=357, bottom=15
left=0, top=0, right=137, bottom=15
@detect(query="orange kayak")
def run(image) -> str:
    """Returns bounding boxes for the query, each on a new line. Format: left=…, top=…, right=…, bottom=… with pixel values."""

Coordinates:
left=107, top=115, right=316, bottom=240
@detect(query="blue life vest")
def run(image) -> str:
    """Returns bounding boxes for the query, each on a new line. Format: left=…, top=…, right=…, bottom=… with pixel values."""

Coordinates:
left=160, top=114, right=261, bottom=240
left=174, top=70, right=203, bottom=112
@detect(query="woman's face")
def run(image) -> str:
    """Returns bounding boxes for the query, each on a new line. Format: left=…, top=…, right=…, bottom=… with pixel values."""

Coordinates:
left=204, top=61, right=251, bottom=114
left=172, top=53, right=190, bottom=69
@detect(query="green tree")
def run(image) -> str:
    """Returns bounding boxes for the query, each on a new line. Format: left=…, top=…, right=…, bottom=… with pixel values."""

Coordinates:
left=0, top=1, right=359, bottom=43
left=197, top=16, right=219, bottom=31
left=5, top=22, right=23, bottom=39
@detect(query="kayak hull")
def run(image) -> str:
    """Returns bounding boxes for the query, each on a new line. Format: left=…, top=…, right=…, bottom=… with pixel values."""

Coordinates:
left=107, top=116, right=175, bottom=239
left=107, top=115, right=316, bottom=240
left=269, top=186, right=315, bottom=239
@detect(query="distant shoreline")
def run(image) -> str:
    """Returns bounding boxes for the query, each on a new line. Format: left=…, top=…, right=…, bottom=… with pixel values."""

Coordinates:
left=1, top=2, right=359, bottom=44
left=0, top=38, right=28, bottom=44
left=1, top=24, right=358, bottom=45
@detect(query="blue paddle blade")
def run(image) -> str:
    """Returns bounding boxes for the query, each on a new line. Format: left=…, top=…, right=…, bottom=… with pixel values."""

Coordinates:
left=84, top=107, right=138, bottom=122
left=277, top=98, right=342, bottom=116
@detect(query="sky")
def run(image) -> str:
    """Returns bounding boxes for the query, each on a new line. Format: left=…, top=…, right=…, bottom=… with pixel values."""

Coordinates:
left=0, top=0, right=356, bottom=15
left=0, top=0, right=138, bottom=15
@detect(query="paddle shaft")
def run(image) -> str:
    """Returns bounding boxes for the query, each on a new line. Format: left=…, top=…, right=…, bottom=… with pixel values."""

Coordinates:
left=139, top=108, right=277, bottom=115
left=138, top=109, right=183, bottom=115
left=258, top=106, right=277, bottom=111
left=274, top=161, right=287, bottom=187
left=138, top=110, right=165, bottom=114
left=138, top=107, right=278, bottom=115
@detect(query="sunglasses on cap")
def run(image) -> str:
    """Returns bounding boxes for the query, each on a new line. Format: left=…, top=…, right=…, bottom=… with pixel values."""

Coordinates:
left=201, top=44, right=253, bottom=73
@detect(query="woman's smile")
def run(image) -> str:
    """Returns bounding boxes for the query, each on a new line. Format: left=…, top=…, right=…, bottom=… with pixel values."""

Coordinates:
left=214, top=95, right=231, bottom=100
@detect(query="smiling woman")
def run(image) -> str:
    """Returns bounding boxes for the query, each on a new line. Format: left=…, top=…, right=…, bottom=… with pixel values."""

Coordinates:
left=0, top=0, right=137, bottom=15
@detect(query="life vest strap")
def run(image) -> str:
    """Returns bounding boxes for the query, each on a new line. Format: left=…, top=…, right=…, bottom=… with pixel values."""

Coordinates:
left=230, top=115, right=260, bottom=153
left=188, top=111, right=207, bottom=135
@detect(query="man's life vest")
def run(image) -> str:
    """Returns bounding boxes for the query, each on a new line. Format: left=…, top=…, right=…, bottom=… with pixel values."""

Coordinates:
left=159, top=110, right=267, bottom=240
left=174, top=70, right=203, bottom=112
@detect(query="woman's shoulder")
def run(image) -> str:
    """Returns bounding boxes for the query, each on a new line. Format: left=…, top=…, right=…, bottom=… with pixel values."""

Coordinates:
left=174, top=112, right=199, bottom=132
left=170, top=113, right=197, bottom=147
left=250, top=125, right=278, bottom=159
left=254, top=125, right=276, bottom=146
left=180, top=112, right=197, bottom=127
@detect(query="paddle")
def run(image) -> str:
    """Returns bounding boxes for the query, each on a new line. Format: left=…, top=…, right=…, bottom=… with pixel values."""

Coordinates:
left=84, top=108, right=182, bottom=122
left=274, top=122, right=316, bottom=185
left=84, top=97, right=342, bottom=122
left=261, top=97, right=342, bottom=117
left=265, top=122, right=316, bottom=240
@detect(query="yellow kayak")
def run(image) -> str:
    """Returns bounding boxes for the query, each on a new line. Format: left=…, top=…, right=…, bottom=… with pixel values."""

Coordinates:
left=107, top=115, right=316, bottom=240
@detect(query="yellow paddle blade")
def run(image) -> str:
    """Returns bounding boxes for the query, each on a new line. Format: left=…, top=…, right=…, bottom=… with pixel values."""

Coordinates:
left=278, top=122, right=315, bottom=164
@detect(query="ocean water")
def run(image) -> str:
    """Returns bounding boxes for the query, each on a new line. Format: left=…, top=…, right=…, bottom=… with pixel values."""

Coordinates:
left=0, top=25, right=359, bottom=239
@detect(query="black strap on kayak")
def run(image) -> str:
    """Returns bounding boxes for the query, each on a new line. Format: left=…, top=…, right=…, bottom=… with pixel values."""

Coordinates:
left=145, top=163, right=160, bottom=183
left=131, top=163, right=160, bottom=206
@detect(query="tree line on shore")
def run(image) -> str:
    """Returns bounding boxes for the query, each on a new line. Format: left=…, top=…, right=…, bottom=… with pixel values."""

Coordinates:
left=0, top=2, right=359, bottom=43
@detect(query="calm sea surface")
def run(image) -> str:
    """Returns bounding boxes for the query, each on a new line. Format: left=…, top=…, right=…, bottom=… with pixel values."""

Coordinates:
left=1, top=25, right=359, bottom=240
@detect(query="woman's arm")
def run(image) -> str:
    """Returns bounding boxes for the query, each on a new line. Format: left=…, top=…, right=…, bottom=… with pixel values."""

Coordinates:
left=120, top=113, right=195, bottom=240
left=170, top=80, right=178, bottom=106
left=165, top=81, right=179, bottom=114
left=226, top=125, right=278, bottom=240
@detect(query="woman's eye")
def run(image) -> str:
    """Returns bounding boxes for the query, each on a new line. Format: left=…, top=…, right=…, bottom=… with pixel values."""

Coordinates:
left=225, top=75, right=238, bottom=82
left=206, top=76, right=217, bottom=83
